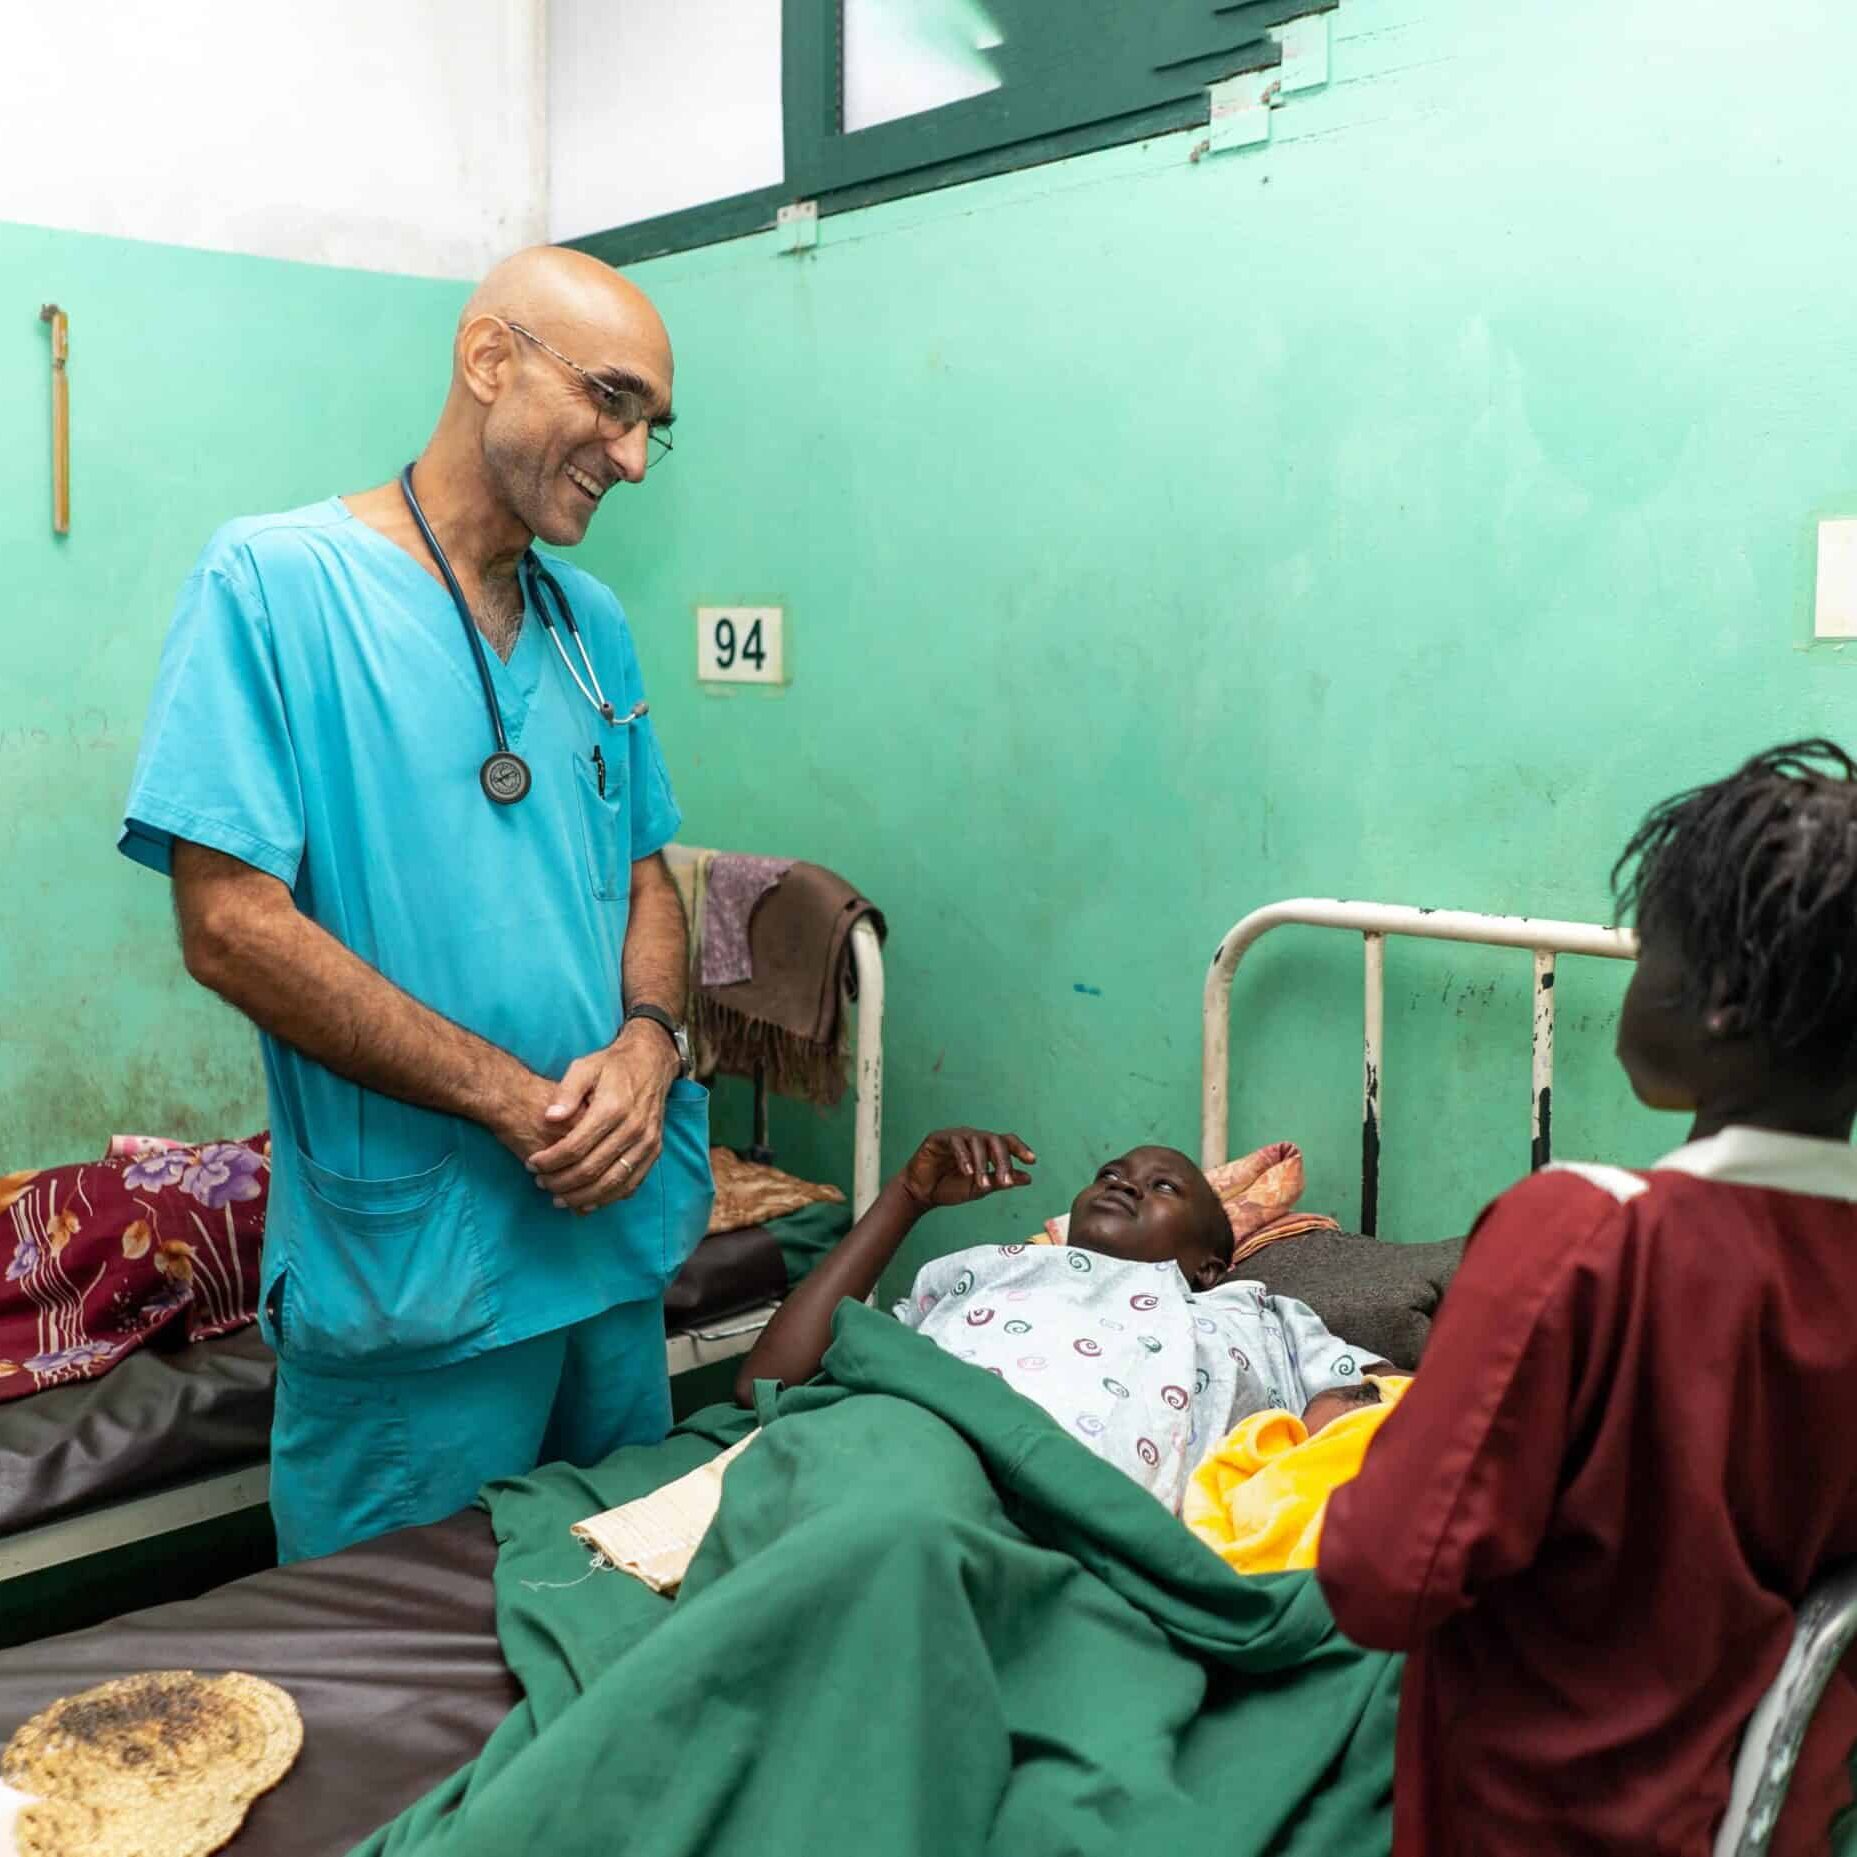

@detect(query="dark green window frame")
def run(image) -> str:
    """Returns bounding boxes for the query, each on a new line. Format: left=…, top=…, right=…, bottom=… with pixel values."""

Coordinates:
left=569, top=0, right=1337, bottom=269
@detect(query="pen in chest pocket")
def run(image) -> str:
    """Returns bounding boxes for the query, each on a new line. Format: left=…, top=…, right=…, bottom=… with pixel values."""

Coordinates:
left=592, top=746, right=607, bottom=797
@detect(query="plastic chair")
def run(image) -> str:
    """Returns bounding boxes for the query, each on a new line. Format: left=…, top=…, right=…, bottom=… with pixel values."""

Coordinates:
left=1715, top=1563, right=1857, bottom=1856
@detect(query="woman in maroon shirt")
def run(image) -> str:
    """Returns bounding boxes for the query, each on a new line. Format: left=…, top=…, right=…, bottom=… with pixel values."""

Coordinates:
left=1319, top=740, right=1857, bottom=1856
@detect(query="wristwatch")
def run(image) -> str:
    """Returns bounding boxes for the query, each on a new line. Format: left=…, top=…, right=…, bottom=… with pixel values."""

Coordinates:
left=625, top=1005, right=693, bottom=1078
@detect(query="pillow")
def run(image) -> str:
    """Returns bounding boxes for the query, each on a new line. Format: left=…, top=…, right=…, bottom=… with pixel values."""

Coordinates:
left=1206, top=1142, right=1343, bottom=1262
left=0, top=1135, right=269, bottom=1399
left=1233, top=1230, right=1466, bottom=1370
left=708, top=1149, right=845, bottom=1235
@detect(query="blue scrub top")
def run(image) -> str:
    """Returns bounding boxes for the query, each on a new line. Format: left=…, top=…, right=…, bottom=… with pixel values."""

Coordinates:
left=120, top=498, right=713, bottom=1375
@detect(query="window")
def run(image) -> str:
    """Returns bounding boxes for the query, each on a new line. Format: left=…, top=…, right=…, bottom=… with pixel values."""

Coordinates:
left=567, top=0, right=1336, bottom=266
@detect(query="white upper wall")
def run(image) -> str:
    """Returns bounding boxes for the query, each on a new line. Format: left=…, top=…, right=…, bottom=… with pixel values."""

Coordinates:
left=0, top=0, right=546, bottom=278
left=547, top=0, right=992, bottom=244
left=549, top=0, right=784, bottom=242
left=5, top=0, right=1011, bottom=270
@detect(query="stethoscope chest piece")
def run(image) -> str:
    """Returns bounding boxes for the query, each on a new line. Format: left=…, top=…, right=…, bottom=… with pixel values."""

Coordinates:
left=481, top=750, right=533, bottom=805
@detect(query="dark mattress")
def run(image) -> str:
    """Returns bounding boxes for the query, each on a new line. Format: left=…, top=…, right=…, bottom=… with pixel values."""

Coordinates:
left=0, top=1220, right=790, bottom=1536
left=0, top=1509, right=512, bottom=1852
left=0, top=1328, right=275, bottom=1537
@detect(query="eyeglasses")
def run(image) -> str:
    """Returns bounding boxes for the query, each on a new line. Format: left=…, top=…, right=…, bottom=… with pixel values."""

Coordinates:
left=506, top=320, right=674, bottom=468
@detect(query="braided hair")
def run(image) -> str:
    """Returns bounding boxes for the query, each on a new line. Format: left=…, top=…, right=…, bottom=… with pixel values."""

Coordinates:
left=1612, top=740, right=1857, bottom=1072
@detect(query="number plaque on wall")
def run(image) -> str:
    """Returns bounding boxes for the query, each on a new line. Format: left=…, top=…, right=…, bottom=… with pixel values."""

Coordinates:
left=697, top=606, right=786, bottom=684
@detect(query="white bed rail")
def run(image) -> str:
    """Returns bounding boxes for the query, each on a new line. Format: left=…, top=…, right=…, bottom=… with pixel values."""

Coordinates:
left=1202, top=899, right=1637, bottom=1234
left=849, top=918, right=884, bottom=1219
left=0, top=1464, right=271, bottom=1583
left=1716, top=1561, right=1857, bottom=1856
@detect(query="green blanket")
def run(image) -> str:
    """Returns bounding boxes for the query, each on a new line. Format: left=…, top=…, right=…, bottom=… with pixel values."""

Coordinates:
left=769, top=1194, right=853, bottom=1290
left=354, top=1302, right=1402, bottom=1857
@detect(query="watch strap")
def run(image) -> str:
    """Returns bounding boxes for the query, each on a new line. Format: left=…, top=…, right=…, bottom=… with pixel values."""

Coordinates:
left=625, top=1005, right=690, bottom=1074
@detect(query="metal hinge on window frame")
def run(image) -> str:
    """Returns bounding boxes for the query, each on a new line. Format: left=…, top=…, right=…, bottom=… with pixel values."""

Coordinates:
left=1192, top=10, right=1331, bottom=161
left=777, top=200, right=819, bottom=255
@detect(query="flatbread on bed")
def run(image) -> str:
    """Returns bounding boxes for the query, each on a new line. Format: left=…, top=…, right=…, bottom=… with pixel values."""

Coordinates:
left=3, top=1671, right=301, bottom=1857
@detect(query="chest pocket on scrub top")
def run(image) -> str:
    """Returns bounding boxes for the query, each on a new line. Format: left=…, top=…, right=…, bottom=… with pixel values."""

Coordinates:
left=277, top=1147, right=491, bottom=1367
left=573, top=746, right=630, bottom=902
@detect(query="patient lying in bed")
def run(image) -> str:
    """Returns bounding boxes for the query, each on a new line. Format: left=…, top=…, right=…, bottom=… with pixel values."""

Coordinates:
left=737, top=1125, right=1391, bottom=1511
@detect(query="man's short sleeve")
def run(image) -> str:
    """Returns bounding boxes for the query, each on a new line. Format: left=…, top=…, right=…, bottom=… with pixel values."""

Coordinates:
left=627, top=708, right=682, bottom=864
left=611, top=613, right=679, bottom=862
left=119, top=560, right=305, bottom=886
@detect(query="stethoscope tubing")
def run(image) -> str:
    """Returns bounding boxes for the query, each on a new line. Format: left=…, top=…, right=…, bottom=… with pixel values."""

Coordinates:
left=396, top=463, right=646, bottom=805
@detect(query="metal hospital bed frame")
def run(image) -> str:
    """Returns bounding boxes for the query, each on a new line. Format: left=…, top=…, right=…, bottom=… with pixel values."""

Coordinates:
left=1200, top=898, right=1857, bottom=1857
left=662, top=915, right=885, bottom=1376
left=0, top=919, right=885, bottom=1587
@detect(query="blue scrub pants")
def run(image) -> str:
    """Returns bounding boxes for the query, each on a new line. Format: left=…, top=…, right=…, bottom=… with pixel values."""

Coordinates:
left=269, top=1297, right=671, bottom=1564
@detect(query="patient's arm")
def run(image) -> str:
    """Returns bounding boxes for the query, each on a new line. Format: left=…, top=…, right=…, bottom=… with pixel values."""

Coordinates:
left=734, top=1128, right=1036, bottom=1406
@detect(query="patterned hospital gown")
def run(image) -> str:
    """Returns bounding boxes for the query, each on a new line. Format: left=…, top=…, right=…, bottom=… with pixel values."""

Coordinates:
left=893, top=1244, right=1374, bottom=1512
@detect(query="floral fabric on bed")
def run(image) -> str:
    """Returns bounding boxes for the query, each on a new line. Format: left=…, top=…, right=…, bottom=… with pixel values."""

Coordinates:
left=0, top=1135, right=268, bottom=1400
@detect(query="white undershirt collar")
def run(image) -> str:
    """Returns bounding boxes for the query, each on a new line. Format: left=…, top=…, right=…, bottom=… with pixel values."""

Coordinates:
left=1650, top=1125, right=1857, bottom=1204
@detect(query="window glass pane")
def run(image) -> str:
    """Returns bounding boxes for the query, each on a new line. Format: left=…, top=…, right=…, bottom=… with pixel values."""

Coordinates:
left=550, top=0, right=783, bottom=240
left=841, top=0, right=1003, bottom=135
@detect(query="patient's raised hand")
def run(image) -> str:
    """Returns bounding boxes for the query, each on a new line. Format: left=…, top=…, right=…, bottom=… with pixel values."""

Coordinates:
left=736, top=1127, right=1036, bottom=1405
left=900, top=1128, right=1038, bottom=1211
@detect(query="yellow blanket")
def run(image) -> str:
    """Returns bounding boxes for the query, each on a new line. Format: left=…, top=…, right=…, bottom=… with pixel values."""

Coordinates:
left=1183, top=1378, right=1410, bottom=1575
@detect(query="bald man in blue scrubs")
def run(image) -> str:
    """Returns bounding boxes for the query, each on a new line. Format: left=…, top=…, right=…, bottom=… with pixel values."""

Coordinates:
left=119, top=247, right=714, bottom=1562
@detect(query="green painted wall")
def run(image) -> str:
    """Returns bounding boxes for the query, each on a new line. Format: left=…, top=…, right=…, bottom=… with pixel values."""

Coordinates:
left=0, top=224, right=466, bottom=1165
left=10, top=0, right=1857, bottom=1286
left=582, top=0, right=1857, bottom=1282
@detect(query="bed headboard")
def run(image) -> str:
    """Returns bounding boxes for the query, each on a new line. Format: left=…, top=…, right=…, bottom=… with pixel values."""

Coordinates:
left=1201, top=899, right=1638, bottom=1235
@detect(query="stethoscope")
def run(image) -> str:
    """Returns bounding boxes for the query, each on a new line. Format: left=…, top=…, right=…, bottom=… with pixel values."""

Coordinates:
left=398, top=463, right=646, bottom=805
